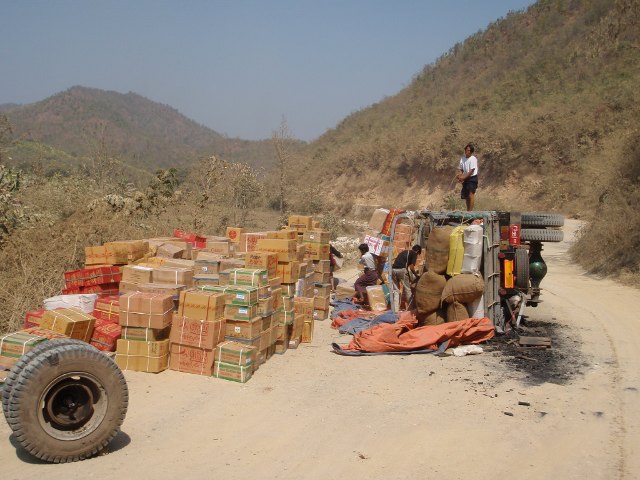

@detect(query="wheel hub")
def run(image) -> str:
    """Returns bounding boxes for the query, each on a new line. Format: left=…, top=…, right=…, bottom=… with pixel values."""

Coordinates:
left=45, top=380, right=95, bottom=429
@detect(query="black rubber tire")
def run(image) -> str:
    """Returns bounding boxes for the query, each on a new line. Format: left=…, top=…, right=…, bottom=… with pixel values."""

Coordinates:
left=515, top=248, right=530, bottom=289
left=520, top=228, right=564, bottom=242
left=521, top=213, right=565, bottom=227
left=2, top=338, right=87, bottom=426
left=7, top=344, right=128, bottom=463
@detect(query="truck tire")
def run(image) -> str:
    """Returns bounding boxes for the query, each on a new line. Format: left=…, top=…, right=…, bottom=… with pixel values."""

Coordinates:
left=520, top=228, right=564, bottom=242
left=521, top=213, right=564, bottom=227
left=3, top=338, right=86, bottom=426
left=6, top=344, right=128, bottom=463
left=515, top=248, right=530, bottom=289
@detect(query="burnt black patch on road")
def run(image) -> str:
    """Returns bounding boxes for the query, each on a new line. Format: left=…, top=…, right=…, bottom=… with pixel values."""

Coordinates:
left=483, top=319, right=586, bottom=386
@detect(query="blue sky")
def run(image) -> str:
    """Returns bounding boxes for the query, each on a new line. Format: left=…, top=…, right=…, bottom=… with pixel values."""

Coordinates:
left=1, top=0, right=535, bottom=141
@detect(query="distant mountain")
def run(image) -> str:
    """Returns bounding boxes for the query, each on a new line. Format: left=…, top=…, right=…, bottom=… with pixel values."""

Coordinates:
left=3, top=86, right=286, bottom=172
left=0, top=103, right=21, bottom=111
left=293, top=0, right=640, bottom=215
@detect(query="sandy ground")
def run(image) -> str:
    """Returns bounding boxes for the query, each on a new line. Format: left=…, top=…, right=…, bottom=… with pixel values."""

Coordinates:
left=2, top=219, right=640, bottom=479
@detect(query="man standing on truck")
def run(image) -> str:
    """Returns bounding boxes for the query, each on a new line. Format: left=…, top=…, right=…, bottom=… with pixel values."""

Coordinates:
left=456, top=143, right=478, bottom=211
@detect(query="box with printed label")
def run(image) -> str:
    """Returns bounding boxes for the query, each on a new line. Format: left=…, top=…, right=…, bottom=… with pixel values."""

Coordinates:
left=199, top=285, right=259, bottom=306
left=169, top=344, right=216, bottom=376
left=225, top=317, right=261, bottom=340
left=213, top=361, right=253, bottom=383
left=215, top=340, right=257, bottom=366
left=122, top=325, right=170, bottom=342
left=271, top=287, right=282, bottom=309
left=294, top=297, right=314, bottom=319
left=24, top=308, right=45, bottom=328
left=40, top=308, right=96, bottom=342
left=115, top=339, right=169, bottom=373
left=192, top=275, right=220, bottom=288
left=237, top=232, right=268, bottom=253
left=303, top=230, right=331, bottom=244
left=119, top=292, right=174, bottom=329
left=245, top=252, right=278, bottom=278
left=119, top=282, right=186, bottom=302
left=219, top=268, right=269, bottom=287
left=0, top=332, right=47, bottom=368
left=226, top=227, right=246, bottom=244
left=288, top=215, right=313, bottom=232
left=194, top=257, right=221, bottom=275
left=152, top=267, right=194, bottom=287
left=224, top=304, right=259, bottom=322
left=90, top=322, right=121, bottom=351
left=178, top=289, right=226, bottom=321
left=170, top=315, right=225, bottom=350
left=267, top=229, right=298, bottom=240
left=255, top=239, right=297, bottom=262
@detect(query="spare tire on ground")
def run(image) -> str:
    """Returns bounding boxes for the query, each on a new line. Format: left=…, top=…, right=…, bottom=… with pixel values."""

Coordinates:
left=5, top=343, right=128, bottom=463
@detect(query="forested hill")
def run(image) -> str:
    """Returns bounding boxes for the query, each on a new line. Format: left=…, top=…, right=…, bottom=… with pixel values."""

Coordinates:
left=292, top=0, right=639, bottom=215
left=3, top=86, right=282, bottom=172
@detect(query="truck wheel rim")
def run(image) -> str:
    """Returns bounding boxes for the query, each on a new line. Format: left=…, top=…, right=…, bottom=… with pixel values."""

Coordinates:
left=38, top=372, right=108, bottom=441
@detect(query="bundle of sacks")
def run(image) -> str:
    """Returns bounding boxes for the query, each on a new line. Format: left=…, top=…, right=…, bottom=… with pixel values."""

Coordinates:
left=415, top=224, right=485, bottom=326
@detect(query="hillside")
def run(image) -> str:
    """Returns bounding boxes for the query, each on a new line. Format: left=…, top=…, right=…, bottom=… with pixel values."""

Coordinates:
left=3, top=86, right=285, bottom=173
left=293, top=0, right=639, bottom=216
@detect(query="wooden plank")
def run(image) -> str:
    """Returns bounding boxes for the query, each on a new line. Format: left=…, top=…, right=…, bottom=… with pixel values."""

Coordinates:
left=518, top=336, right=552, bottom=347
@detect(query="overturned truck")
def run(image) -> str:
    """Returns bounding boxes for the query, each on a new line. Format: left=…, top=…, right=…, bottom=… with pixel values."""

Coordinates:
left=386, top=211, right=564, bottom=333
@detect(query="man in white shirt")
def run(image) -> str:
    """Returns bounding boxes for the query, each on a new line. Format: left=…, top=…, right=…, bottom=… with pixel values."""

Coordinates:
left=456, top=143, right=479, bottom=211
left=353, top=243, right=379, bottom=305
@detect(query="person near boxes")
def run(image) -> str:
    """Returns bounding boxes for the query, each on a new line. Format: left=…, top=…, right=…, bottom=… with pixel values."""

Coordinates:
left=329, top=244, right=343, bottom=293
left=353, top=243, right=379, bottom=306
left=392, top=245, right=422, bottom=309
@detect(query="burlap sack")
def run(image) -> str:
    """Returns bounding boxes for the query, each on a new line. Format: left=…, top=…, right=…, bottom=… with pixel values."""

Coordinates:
left=441, top=272, right=484, bottom=304
left=416, top=307, right=447, bottom=327
left=425, top=226, right=454, bottom=274
left=415, top=270, right=447, bottom=315
left=446, top=301, right=469, bottom=323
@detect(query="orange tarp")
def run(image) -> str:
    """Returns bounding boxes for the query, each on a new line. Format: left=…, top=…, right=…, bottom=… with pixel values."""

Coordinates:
left=342, top=311, right=495, bottom=353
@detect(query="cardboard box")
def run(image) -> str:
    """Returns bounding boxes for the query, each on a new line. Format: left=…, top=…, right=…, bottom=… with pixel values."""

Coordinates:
left=260, top=314, right=273, bottom=331
left=256, top=239, right=297, bottom=262
left=64, top=266, right=122, bottom=288
left=0, top=332, right=47, bottom=368
left=213, top=361, right=253, bottom=383
left=259, top=328, right=272, bottom=351
left=245, top=252, right=278, bottom=278
left=192, top=275, right=220, bottom=288
left=122, top=265, right=154, bottom=284
left=280, top=308, right=295, bottom=325
left=115, top=339, right=169, bottom=373
left=204, top=241, right=234, bottom=256
left=215, top=340, right=257, bottom=366
left=105, top=240, right=149, bottom=263
left=40, top=308, right=96, bottom=342
left=119, top=282, right=187, bottom=301
left=225, top=317, right=261, bottom=340
left=277, top=261, right=300, bottom=283
left=313, top=272, right=331, bottom=284
left=169, top=344, right=216, bottom=376
left=24, top=308, right=45, bottom=328
left=288, top=215, right=313, bottom=232
left=363, top=233, right=390, bottom=257
left=153, top=267, right=193, bottom=287
left=178, top=289, right=226, bottom=321
left=314, top=260, right=331, bottom=274
left=395, top=223, right=413, bottom=235
left=369, top=208, right=390, bottom=233
left=313, top=284, right=331, bottom=298
left=258, top=296, right=274, bottom=316
left=271, top=288, right=282, bottom=309
left=366, top=285, right=388, bottom=311
left=156, top=242, right=185, bottom=259
left=194, top=257, right=221, bottom=274
left=122, top=326, right=170, bottom=342
left=119, top=292, right=174, bottom=329
left=303, top=230, right=331, bottom=244
left=314, top=296, right=331, bottom=311
left=90, top=322, right=121, bottom=352
left=281, top=283, right=296, bottom=297
left=223, top=335, right=261, bottom=350
left=237, top=232, right=268, bottom=253
left=281, top=295, right=295, bottom=311
left=200, top=285, right=259, bottom=306
left=224, top=304, right=259, bottom=321
left=226, top=227, right=246, bottom=243
left=294, top=297, right=314, bottom=318
left=267, top=229, right=298, bottom=240
left=313, top=308, right=329, bottom=321
left=170, top=316, right=224, bottom=349
left=296, top=244, right=306, bottom=262
left=301, top=321, right=313, bottom=343
left=219, top=268, right=269, bottom=287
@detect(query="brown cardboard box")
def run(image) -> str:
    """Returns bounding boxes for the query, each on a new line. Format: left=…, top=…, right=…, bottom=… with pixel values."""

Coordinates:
left=169, top=344, right=216, bottom=376
left=115, top=339, right=169, bottom=373
left=213, top=361, right=252, bottom=383
left=314, top=296, right=330, bottom=311
left=119, top=292, right=174, bottom=329
left=368, top=208, right=390, bottom=233
left=269, top=276, right=281, bottom=289
left=313, top=308, right=329, bottom=321
left=40, top=308, right=96, bottom=342
left=313, top=284, right=331, bottom=298
left=106, top=240, right=149, bottom=262
left=245, top=252, right=278, bottom=278
left=192, top=275, right=220, bottom=288
left=277, top=261, right=300, bottom=283
left=280, top=308, right=295, bottom=325
left=204, top=241, right=235, bottom=256
left=288, top=215, right=313, bottom=232
left=258, top=296, right=274, bottom=316
left=199, top=285, right=259, bottom=306
left=219, top=268, right=269, bottom=287
left=314, top=260, right=331, bottom=274
left=335, top=283, right=355, bottom=298
left=298, top=262, right=308, bottom=280
left=281, top=295, right=295, bottom=311
left=313, top=272, right=331, bottom=284
left=122, top=265, right=154, bottom=284
left=170, top=315, right=224, bottom=349
left=236, top=232, right=268, bottom=253
left=302, top=321, right=313, bottom=343
left=153, top=267, right=194, bottom=287
left=225, top=316, right=261, bottom=340
left=281, top=283, right=296, bottom=297
left=122, top=325, right=170, bottom=342
left=261, top=315, right=272, bottom=331
left=0, top=332, right=47, bottom=368
left=291, top=312, right=305, bottom=340
left=178, top=289, right=226, bottom=321
left=215, top=340, right=257, bottom=366
left=224, top=304, right=259, bottom=321
left=395, top=223, right=413, bottom=235
left=226, top=227, right=246, bottom=243
left=259, top=328, right=271, bottom=351
left=296, top=244, right=306, bottom=262
left=267, top=229, right=298, bottom=240
left=271, top=288, right=282, bottom=309
left=156, top=242, right=185, bottom=259
left=119, top=282, right=187, bottom=300
left=256, top=238, right=297, bottom=262
left=366, top=285, right=388, bottom=311
left=303, top=230, right=331, bottom=244
left=158, top=258, right=196, bottom=269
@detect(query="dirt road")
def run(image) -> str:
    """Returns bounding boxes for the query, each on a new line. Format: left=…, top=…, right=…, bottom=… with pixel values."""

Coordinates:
left=2, top=220, right=639, bottom=479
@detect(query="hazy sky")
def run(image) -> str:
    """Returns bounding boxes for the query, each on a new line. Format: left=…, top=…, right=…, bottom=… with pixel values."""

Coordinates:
left=2, top=0, right=535, bottom=141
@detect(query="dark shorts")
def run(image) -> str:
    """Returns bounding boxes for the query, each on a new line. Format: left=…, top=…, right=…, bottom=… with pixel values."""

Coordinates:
left=461, top=176, right=478, bottom=199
